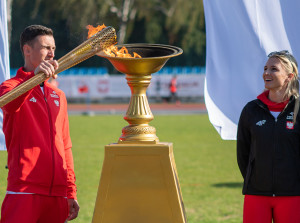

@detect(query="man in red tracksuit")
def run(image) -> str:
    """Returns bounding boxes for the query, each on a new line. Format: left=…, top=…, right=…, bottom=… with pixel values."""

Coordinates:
left=0, top=25, right=79, bottom=222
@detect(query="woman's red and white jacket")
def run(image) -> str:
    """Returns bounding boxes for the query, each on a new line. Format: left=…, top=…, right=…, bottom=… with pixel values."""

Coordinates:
left=0, top=67, right=77, bottom=199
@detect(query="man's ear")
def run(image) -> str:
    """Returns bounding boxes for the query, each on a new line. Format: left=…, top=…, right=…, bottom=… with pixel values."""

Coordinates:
left=23, top=44, right=31, bottom=56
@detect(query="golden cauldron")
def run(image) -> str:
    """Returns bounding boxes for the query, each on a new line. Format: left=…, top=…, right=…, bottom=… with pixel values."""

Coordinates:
left=98, top=43, right=183, bottom=143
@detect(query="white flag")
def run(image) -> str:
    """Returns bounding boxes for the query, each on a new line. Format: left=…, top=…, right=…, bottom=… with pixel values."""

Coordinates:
left=0, top=0, right=10, bottom=150
left=203, top=0, right=300, bottom=140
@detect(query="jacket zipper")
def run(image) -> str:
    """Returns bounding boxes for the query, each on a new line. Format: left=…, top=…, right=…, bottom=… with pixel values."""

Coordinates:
left=43, top=88, right=55, bottom=195
left=271, top=103, right=289, bottom=197
left=272, top=117, right=277, bottom=197
left=272, top=104, right=290, bottom=197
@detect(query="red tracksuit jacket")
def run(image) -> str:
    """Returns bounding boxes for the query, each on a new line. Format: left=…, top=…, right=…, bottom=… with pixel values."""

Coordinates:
left=0, top=67, right=77, bottom=199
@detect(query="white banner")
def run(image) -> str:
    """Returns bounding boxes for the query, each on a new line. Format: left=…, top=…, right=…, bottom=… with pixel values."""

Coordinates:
left=56, top=74, right=204, bottom=99
left=203, top=0, right=300, bottom=140
left=0, top=1, right=10, bottom=150
left=149, top=75, right=205, bottom=98
left=57, top=75, right=130, bottom=99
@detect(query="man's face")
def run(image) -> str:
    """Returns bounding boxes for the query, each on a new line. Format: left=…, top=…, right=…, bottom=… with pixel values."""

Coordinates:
left=25, top=35, right=56, bottom=69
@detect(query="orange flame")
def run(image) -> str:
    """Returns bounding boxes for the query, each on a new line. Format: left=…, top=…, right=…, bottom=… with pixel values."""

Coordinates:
left=86, top=24, right=142, bottom=58
left=86, top=24, right=107, bottom=39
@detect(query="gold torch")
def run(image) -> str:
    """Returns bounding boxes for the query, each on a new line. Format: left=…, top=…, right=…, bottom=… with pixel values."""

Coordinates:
left=0, top=26, right=117, bottom=107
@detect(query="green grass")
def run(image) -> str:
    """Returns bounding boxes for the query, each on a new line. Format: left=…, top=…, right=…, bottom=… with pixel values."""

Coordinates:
left=0, top=114, right=243, bottom=222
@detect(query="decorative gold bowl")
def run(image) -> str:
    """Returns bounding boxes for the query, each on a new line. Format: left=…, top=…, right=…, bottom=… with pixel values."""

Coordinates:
left=98, top=43, right=183, bottom=143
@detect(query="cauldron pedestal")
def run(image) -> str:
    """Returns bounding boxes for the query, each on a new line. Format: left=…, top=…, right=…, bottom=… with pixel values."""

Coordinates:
left=92, top=44, right=186, bottom=223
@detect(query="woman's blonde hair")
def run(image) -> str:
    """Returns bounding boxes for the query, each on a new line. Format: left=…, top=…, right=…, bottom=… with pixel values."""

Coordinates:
left=269, top=51, right=299, bottom=124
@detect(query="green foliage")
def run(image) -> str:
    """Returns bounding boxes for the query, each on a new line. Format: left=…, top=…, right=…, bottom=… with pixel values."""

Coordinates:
left=0, top=114, right=243, bottom=222
left=9, top=0, right=206, bottom=68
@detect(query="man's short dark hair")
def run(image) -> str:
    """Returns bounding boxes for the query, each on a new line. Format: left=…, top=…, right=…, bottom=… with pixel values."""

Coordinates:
left=20, top=25, right=53, bottom=55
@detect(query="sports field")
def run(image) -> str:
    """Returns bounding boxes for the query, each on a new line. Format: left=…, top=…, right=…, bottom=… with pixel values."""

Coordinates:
left=0, top=114, right=243, bottom=222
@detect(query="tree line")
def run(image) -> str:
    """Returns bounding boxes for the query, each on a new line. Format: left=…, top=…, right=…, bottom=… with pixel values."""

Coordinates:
left=8, top=0, right=206, bottom=70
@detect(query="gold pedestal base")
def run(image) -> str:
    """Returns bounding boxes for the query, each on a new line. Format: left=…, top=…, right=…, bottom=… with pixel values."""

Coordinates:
left=92, top=142, right=187, bottom=223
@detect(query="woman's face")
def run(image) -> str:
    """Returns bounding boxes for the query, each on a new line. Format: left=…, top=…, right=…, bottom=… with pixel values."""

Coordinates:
left=263, top=57, right=292, bottom=92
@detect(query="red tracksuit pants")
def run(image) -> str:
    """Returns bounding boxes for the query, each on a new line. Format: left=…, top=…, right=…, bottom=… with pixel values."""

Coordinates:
left=244, top=195, right=300, bottom=223
left=0, top=194, right=69, bottom=223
